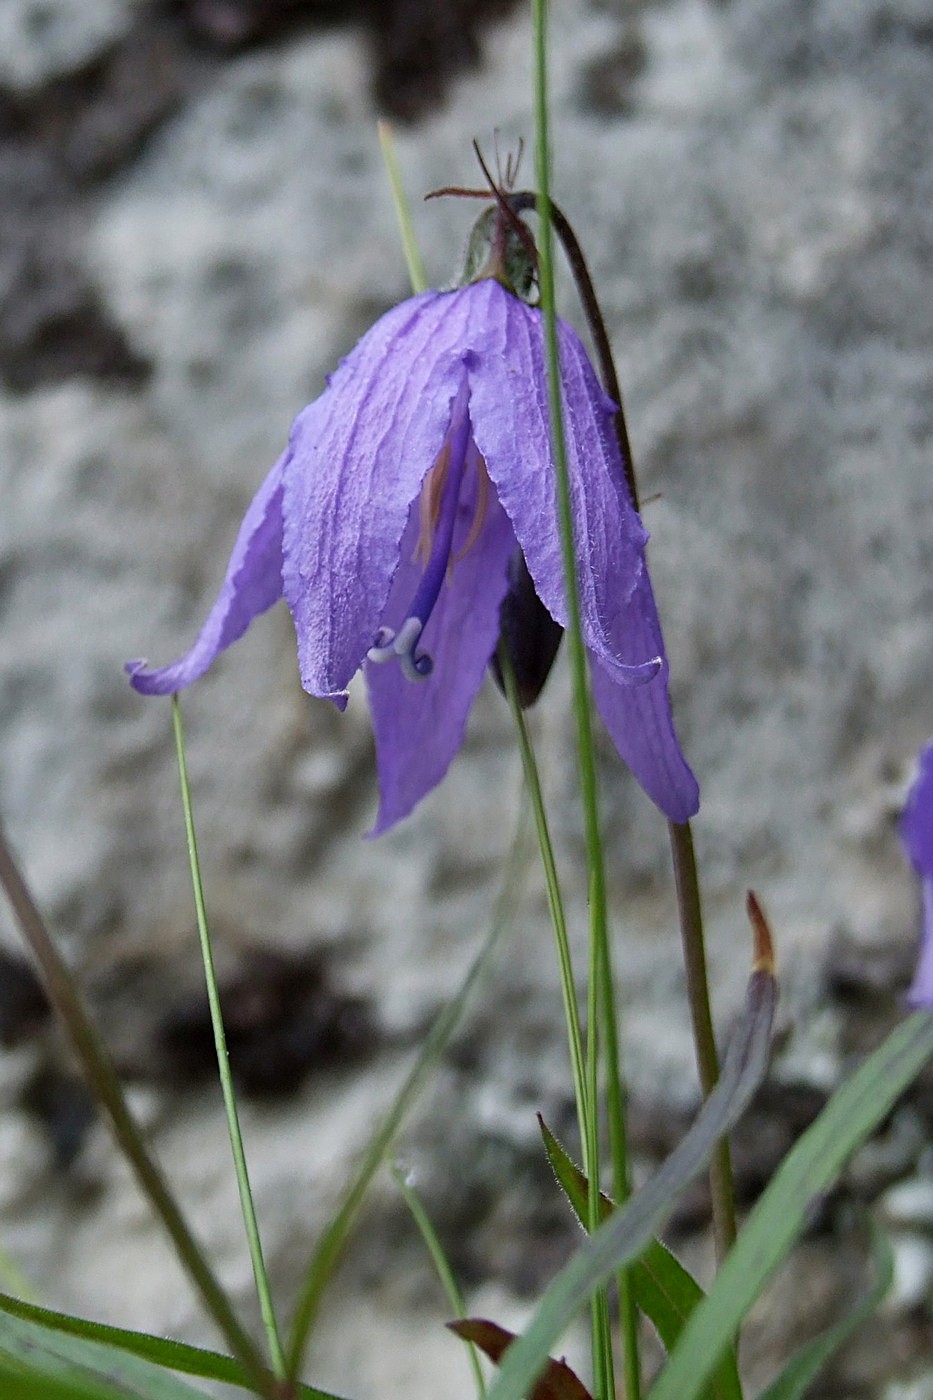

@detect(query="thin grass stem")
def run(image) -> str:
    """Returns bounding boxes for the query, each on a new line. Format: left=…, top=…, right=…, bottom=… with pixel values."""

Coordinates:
left=377, top=120, right=428, bottom=294
left=391, top=1164, right=486, bottom=1397
left=498, top=646, right=589, bottom=1133
left=510, top=183, right=739, bottom=1272
left=531, top=3, right=637, bottom=1393
left=171, top=697, right=287, bottom=1381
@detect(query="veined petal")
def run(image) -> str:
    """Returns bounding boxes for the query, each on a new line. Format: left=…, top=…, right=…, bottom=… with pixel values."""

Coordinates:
left=126, top=451, right=287, bottom=695
left=588, top=567, right=700, bottom=822
left=365, top=445, right=516, bottom=834
left=461, top=279, right=650, bottom=679
left=281, top=291, right=482, bottom=703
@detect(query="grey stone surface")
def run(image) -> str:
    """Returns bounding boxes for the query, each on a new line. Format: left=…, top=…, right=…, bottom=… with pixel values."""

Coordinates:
left=0, top=0, right=135, bottom=88
left=1, top=0, right=931, bottom=1393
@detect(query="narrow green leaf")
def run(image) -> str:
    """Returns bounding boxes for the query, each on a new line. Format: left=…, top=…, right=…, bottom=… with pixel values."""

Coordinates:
left=634, top=1243, right=741, bottom=1400
left=376, top=120, right=427, bottom=294
left=0, top=1307, right=212, bottom=1400
left=647, top=1012, right=933, bottom=1400
left=171, top=698, right=286, bottom=1380
left=0, top=1360, right=113, bottom=1400
left=538, top=1119, right=742, bottom=1400
left=0, top=1294, right=348, bottom=1400
left=754, top=1224, right=893, bottom=1400
left=482, top=963, right=776, bottom=1400
left=538, top=1117, right=611, bottom=1225
left=391, top=1165, right=486, bottom=1397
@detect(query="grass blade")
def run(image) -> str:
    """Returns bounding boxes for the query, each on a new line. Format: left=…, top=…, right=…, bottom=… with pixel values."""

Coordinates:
left=482, top=957, right=776, bottom=1400
left=0, top=1294, right=345, bottom=1399
left=647, top=1013, right=933, bottom=1400
left=391, top=1166, right=486, bottom=1397
left=0, top=1306, right=214, bottom=1400
left=171, top=699, right=285, bottom=1380
left=753, top=1224, right=893, bottom=1400
left=539, top=1109, right=743, bottom=1400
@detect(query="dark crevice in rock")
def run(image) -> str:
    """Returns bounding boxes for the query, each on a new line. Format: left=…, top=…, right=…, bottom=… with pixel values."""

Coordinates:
left=0, top=10, right=197, bottom=391
left=0, top=0, right=520, bottom=392
left=176, top=0, right=522, bottom=120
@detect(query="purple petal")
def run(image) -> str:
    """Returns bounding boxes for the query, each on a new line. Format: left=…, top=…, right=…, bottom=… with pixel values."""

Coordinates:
left=281, top=291, right=482, bottom=704
left=457, top=278, right=696, bottom=820
left=461, top=279, right=651, bottom=680
left=588, top=566, right=700, bottom=822
left=127, top=451, right=287, bottom=695
left=901, top=739, right=933, bottom=1008
left=901, top=740, right=933, bottom=875
left=365, top=447, right=516, bottom=834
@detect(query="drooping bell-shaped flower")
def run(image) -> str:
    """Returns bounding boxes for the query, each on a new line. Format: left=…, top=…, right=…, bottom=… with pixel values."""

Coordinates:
left=127, top=204, right=699, bottom=834
left=900, top=739, right=933, bottom=1008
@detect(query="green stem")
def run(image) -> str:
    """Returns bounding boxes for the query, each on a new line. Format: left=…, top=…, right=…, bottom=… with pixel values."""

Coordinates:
left=669, top=822, right=737, bottom=1260
left=513, top=183, right=739, bottom=1274
left=0, top=824, right=275, bottom=1397
left=499, top=647, right=588, bottom=1134
left=500, top=644, right=612, bottom=1399
left=391, top=1165, right=486, bottom=1397
left=595, top=923, right=641, bottom=1400
left=377, top=120, right=428, bottom=295
left=171, top=698, right=287, bottom=1380
left=531, top=4, right=637, bottom=1394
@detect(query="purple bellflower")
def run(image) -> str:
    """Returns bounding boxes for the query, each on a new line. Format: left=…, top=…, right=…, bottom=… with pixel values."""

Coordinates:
left=900, top=738, right=933, bottom=1008
left=127, top=206, right=699, bottom=834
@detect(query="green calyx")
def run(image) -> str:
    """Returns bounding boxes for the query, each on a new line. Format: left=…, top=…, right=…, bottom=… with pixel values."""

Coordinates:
left=456, top=205, right=538, bottom=303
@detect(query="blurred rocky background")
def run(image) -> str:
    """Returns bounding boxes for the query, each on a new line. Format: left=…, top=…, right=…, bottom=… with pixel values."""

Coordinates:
left=0, top=0, right=931, bottom=1394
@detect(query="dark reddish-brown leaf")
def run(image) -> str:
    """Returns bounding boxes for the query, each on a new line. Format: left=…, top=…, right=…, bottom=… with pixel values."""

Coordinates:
left=448, top=1319, right=593, bottom=1400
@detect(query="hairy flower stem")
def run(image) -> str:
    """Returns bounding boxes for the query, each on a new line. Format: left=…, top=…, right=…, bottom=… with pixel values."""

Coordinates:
left=513, top=182, right=738, bottom=1266
left=0, top=825, right=277, bottom=1398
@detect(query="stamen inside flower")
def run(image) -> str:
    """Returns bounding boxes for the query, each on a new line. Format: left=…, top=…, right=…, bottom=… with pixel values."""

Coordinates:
left=367, top=382, right=474, bottom=682
left=454, top=451, right=490, bottom=564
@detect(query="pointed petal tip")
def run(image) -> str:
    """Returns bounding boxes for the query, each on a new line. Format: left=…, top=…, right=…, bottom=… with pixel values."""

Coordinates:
left=125, top=658, right=173, bottom=696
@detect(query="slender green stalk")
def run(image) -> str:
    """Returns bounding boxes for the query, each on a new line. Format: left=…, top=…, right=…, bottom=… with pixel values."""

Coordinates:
left=498, top=647, right=588, bottom=1134
left=531, top=4, right=638, bottom=1394
left=171, top=698, right=287, bottom=1382
left=540, top=193, right=737, bottom=1267
left=501, top=644, right=613, bottom=1398
left=594, top=924, right=642, bottom=1400
left=668, top=824, right=736, bottom=1260
left=391, top=1165, right=486, bottom=1397
left=510, top=182, right=739, bottom=1273
left=377, top=120, right=428, bottom=294
left=0, top=824, right=274, bottom=1397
